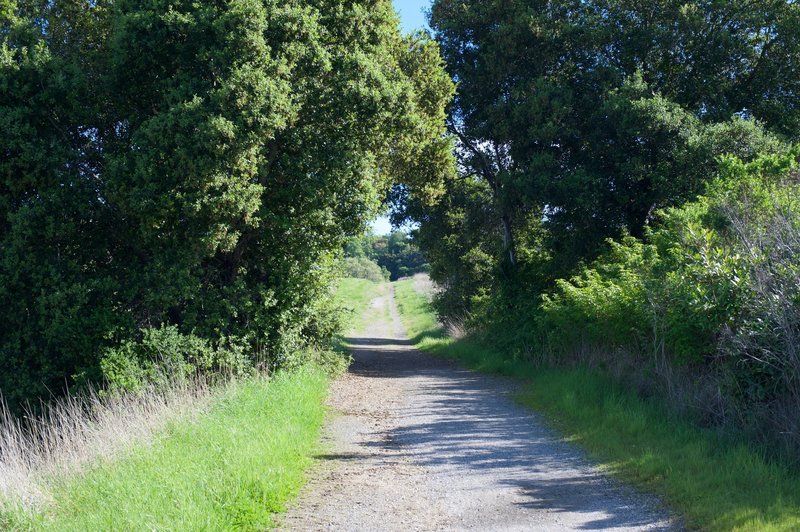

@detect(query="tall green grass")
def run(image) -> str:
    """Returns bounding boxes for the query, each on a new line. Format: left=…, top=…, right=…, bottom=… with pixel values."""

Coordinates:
left=11, top=369, right=328, bottom=531
left=394, top=279, right=800, bottom=531
left=1, top=277, right=381, bottom=530
left=336, top=278, right=387, bottom=335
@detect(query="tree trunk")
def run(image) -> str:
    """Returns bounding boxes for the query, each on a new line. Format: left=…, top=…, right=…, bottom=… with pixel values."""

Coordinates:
left=501, top=213, right=517, bottom=267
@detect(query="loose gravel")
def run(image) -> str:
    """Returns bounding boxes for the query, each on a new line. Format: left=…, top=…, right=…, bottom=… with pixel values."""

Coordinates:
left=281, top=288, right=678, bottom=531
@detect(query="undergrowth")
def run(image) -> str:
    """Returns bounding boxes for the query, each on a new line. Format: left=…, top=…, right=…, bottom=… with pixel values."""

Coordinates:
left=394, top=278, right=800, bottom=531
left=0, top=276, right=383, bottom=530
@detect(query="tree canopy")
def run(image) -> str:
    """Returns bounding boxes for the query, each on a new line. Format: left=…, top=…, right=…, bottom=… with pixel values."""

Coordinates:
left=398, top=0, right=800, bottom=459
left=0, top=0, right=454, bottom=407
left=402, top=0, right=799, bottom=317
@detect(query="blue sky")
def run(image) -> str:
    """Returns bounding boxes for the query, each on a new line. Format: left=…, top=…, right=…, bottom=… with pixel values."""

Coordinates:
left=371, top=0, right=432, bottom=235
left=393, top=0, right=430, bottom=33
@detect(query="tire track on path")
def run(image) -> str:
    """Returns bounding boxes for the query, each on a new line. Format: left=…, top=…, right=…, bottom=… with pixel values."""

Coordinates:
left=281, top=286, right=677, bottom=531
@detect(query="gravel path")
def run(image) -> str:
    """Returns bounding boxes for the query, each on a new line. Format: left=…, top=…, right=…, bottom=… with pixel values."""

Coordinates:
left=281, top=287, right=678, bottom=531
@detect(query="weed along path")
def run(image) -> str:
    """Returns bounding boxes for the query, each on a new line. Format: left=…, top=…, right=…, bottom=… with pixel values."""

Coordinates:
left=281, top=287, right=677, bottom=531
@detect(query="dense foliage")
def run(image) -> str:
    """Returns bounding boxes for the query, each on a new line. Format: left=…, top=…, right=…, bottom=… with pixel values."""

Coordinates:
left=542, top=152, right=800, bottom=457
left=404, top=0, right=799, bottom=314
left=0, top=0, right=453, bottom=407
left=341, top=257, right=389, bottom=284
left=344, top=231, right=429, bottom=281
left=399, top=0, right=800, bottom=460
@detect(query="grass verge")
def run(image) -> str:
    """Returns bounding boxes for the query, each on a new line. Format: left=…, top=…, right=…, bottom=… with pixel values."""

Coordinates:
left=394, top=279, right=800, bottom=531
left=7, top=368, right=329, bottom=531
left=1, top=277, right=380, bottom=530
left=336, top=278, right=387, bottom=335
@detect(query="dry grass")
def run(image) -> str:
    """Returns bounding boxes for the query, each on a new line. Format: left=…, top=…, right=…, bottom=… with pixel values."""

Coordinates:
left=0, top=377, right=215, bottom=515
left=408, top=274, right=468, bottom=339
left=411, top=273, right=437, bottom=301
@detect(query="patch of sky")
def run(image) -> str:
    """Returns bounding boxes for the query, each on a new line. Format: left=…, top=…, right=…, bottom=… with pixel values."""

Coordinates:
left=370, top=1, right=432, bottom=235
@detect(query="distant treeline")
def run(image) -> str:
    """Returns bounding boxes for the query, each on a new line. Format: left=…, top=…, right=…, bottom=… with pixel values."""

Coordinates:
left=343, top=232, right=429, bottom=282
left=0, top=0, right=453, bottom=408
left=394, top=0, right=800, bottom=461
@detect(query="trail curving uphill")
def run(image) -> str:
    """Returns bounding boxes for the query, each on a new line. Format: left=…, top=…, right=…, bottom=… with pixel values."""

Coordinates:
left=281, top=287, right=677, bottom=531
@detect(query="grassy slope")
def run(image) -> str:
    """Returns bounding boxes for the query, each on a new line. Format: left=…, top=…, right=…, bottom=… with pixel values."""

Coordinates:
left=9, top=278, right=385, bottom=531
left=394, top=279, right=800, bottom=531
left=18, top=370, right=326, bottom=531
left=336, top=277, right=388, bottom=335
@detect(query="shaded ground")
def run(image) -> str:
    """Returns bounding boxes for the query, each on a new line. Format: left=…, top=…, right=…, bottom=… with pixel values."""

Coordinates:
left=281, top=287, right=678, bottom=531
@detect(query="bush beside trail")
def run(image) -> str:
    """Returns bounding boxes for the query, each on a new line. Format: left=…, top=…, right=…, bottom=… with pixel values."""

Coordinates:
left=0, top=0, right=453, bottom=407
left=401, top=0, right=800, bottom=465
left=428, top=151, right=800, bottom=463
left=342, top=257, right=390, bottom=283
left=536, top=152, right=800, bottom=460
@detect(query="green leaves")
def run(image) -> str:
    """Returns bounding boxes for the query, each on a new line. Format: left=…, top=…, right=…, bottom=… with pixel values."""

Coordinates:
left=414, top=0, right=799, bottom=327
left=540, top=151, right=800, bottom=455
left=0, top=0, right=454, bottom=406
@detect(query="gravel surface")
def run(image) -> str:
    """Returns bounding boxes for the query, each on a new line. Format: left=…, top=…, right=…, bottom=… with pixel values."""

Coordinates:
left=281, top=288, right=678, bottom=531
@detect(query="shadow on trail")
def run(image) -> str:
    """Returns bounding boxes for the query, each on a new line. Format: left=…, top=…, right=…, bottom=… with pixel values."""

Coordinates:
left=343, top=336, right=414, bottom=347
left=343, top=334, right=677, bottom=531
left=314, top=452, right=370, bottom=462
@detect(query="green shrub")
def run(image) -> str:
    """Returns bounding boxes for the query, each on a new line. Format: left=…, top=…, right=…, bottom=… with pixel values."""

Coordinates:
left=541, top=237, right=656, bottom=354
left=100, top=326, right=251, bottom=393
left=342, top=257, right=390, bottom=283
left=645, top=208, right=747, bottom=363
left=539, top=150, right=800, bottom=458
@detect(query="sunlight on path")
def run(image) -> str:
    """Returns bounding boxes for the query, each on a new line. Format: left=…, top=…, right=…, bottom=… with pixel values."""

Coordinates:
left=281, top=285, right=677, bottom=531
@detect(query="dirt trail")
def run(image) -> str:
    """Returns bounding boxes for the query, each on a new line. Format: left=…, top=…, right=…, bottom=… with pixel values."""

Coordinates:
left=281, top=287, right=678, bottom=531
